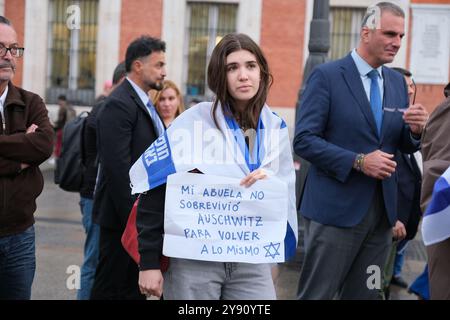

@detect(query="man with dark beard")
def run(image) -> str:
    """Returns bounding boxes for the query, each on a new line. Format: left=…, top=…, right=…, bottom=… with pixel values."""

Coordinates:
left=90, top=36, right=166, bottom=299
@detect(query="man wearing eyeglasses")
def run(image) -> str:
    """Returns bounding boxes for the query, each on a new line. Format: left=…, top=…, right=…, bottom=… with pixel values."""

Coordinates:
left=0, top=16, right=53, bottom=300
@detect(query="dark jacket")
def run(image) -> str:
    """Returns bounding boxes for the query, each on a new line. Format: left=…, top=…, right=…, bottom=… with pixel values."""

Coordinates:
left=137, top=168, right=203, bottom=270
left=80, top=98, right=105, bottom=199
left=137, top=184, right=166, bottom=270
left=93, top=79, right=159, bottom=231
left=0, top=82, right=54, bottom=236
left=395, top=151, right=422, bottom=240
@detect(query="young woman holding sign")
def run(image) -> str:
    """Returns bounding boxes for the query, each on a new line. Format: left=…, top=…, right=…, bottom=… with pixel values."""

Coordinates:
left=131, top=33, right=297, bottom=299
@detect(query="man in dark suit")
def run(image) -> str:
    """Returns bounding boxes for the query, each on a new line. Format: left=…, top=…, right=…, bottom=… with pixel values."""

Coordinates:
left=386, top=68, right=423, bottom=292
left=90, top=36, right=166, bottom=299
left=76, top=62, right=126, bottom=300
left=294, top=2, right=428, bottom=299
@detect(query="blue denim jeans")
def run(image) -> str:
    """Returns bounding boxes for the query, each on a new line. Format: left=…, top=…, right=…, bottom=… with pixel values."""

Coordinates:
left=78, top=197, right=100, bottom=300
left=0, top=225, right=36, bottom=300
left=393, top=239, right=409, bottom=278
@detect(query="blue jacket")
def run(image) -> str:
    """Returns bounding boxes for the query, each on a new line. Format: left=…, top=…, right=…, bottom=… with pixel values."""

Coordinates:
left=294, top=54, right=419, bottom=227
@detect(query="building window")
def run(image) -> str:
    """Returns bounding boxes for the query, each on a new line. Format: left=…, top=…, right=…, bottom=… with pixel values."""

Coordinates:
left=47, top=0, right=98, bottom=106
left=329, top=7, right=366, bottom=61
left=184, top=2, right=237, bottom=100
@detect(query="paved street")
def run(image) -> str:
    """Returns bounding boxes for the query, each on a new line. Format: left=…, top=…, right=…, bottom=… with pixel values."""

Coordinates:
left=31, top=164, right=427, bottom=300
left=32, top=166, right=83, bottom=300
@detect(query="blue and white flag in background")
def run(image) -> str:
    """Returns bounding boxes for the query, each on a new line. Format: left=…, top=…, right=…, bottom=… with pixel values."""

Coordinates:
left=421, top=165, right=450, bottom=246
left=129, top=102, right=298, bottom=261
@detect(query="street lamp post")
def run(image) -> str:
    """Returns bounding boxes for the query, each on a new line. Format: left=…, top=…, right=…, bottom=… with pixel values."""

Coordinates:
left=294, top=0, right=330, bottom=255
left=300, top=0, right=330, bottom=91
left=294, top=0, right=330, bottom=203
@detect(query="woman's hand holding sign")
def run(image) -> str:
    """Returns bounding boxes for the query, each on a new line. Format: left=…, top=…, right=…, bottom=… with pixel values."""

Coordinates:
left=240, top=169, right=268, bottom=188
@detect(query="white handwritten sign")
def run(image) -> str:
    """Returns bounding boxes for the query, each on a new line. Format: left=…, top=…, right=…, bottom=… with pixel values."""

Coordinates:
left=163, top=173, right=288, bottom=263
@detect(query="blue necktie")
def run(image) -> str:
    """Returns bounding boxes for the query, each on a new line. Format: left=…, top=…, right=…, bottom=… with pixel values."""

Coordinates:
left=147, top=100, right=165, bottom=137
left=367, top=69, right=382, bottom=135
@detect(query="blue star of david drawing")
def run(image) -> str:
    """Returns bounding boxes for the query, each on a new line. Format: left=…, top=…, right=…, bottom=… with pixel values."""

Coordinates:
left=264, top=242, right=281, bottom=259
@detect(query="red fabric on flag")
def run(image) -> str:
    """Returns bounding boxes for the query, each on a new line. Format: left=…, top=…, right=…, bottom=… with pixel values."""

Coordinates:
left=121, top=197, right=169, bottom=272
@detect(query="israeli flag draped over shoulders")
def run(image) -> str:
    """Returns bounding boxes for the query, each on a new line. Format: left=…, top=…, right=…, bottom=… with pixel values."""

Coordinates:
left=422, top=165, right=450, bottom=246
left=129, top=101, right=298, bottom=261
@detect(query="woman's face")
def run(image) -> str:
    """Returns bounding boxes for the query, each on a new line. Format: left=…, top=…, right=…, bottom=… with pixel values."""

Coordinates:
left=157, top=87, right=180, bottom=122
left=226, top=49, right=260, bottom=110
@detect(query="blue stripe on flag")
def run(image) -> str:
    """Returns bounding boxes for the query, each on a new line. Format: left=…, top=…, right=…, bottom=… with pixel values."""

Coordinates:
left=272, top=112, right=287, bottom=129
left=224, top=115, right=263, bottom=172
left=141, top=133, right=176, bottom=189
left=284, top=222, right=296, bottom=260
left=424, top=176, right=450, bottom=217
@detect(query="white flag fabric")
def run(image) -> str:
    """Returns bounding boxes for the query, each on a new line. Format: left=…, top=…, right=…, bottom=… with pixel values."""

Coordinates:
left=422, top=165, right=450, bottom=246
left=129, top=102, right=298, bottom=261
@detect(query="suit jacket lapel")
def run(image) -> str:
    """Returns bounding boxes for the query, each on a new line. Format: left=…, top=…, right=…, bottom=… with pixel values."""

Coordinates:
left=123, top=79, right=158, bottom=136
left=402, top=153, right=414, bottom=171
left=402, top=152, right=422, bottom=178
left=341, top=55, right=379, bottom=136
left=123, top=79, right=150, bottom=117
left=132, top=94, right=153, bottom=120
left=409, top=153, right=422, bottom=178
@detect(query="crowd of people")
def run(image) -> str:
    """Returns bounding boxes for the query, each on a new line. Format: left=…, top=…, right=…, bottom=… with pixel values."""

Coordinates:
left=1, top=1, right=449, bottom=301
